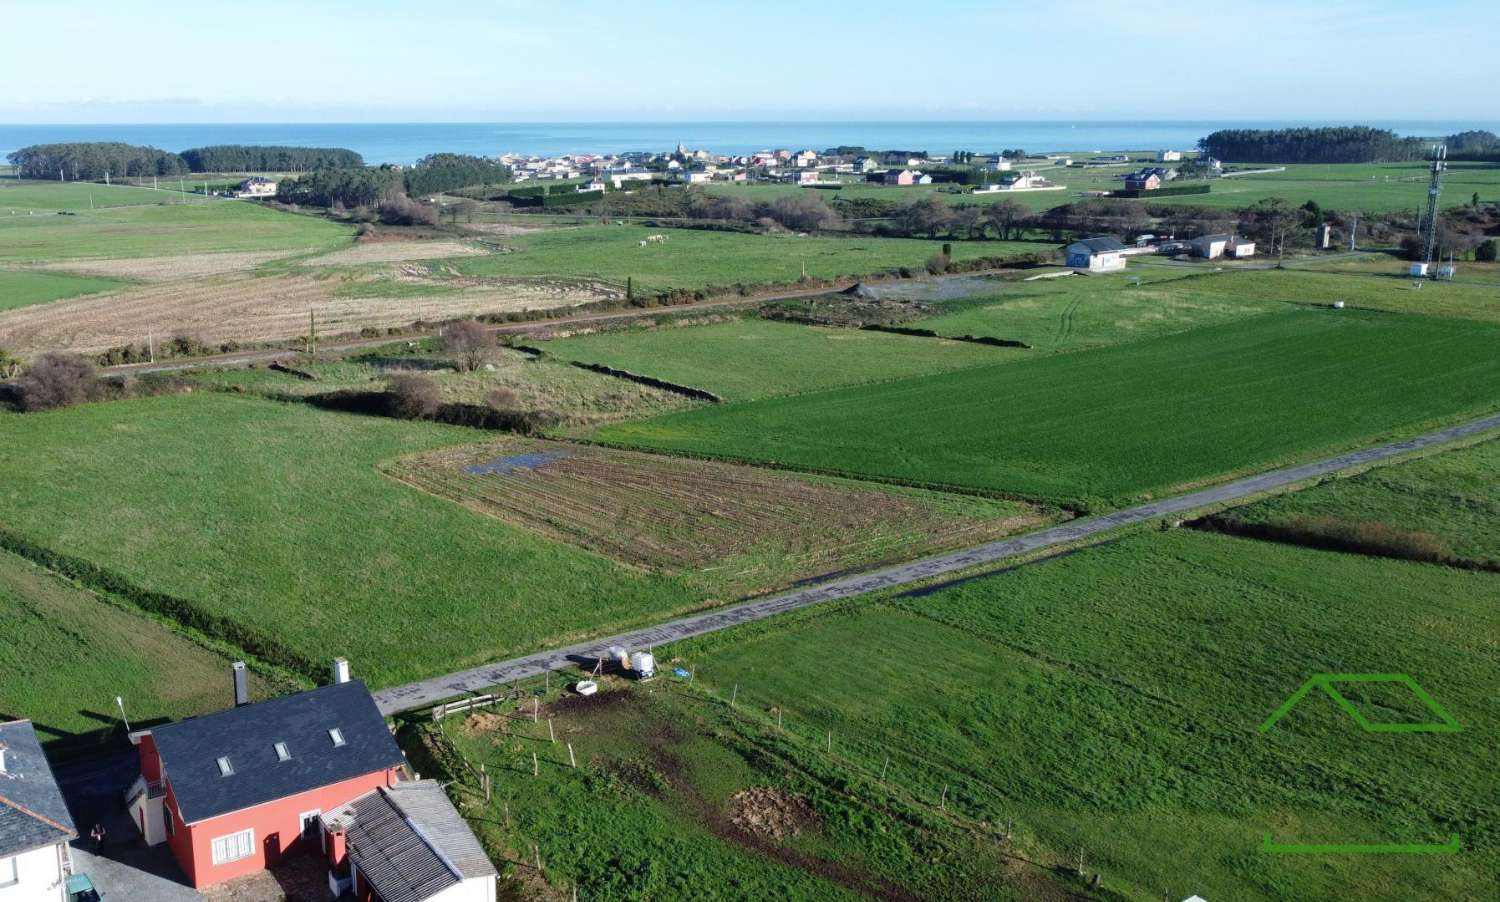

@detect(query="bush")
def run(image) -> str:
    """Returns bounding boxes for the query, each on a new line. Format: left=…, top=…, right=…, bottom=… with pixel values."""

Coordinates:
left=386, top=374, right=442, bottom=419
left=378, top=194, right=440, bottom=226
left=486, top=386, right=520, bottom=410
left=1477, top=238, right=1498, bottom=262
left=442, top=319, right=495, bottom=372
left=0, top=348, right=22, bottom=380
left=17, top=353, right=100, bottom=411
left=925, top=252, right=951, bottom=275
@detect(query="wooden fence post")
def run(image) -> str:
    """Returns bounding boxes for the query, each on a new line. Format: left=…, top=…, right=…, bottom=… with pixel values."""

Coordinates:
left=568, top=742, right=576, bottom=768
left=880, top=754, right=890, bottom=782
left=533, top=752, right=539, bottom=777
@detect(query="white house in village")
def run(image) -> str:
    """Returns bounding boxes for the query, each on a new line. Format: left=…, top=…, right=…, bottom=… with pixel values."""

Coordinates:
left=985, top=157, right=1013, bottom=172
left=1191, top=234, right=1256, bottom=259
left=1065, top=236, right=1129, bottom=272
left=0, top=721, right=78, bottom=902
left=1157, top=149, right=1183, bottom=162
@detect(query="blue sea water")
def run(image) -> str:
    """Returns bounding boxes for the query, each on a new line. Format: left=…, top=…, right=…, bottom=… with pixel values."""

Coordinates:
left=1, top=120, right=1494, bottom=165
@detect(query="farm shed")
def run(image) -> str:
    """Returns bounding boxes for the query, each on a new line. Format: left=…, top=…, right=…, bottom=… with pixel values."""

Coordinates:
left=1065, top=236, right=1128, bottom=272
left=1190, top=234, right=1231, bottom=259
left=323, top=781, right=497, bottom=902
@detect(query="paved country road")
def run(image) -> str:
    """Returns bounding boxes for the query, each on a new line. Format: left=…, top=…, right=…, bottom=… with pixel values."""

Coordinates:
left=373, top=411, right=1500, bottom=716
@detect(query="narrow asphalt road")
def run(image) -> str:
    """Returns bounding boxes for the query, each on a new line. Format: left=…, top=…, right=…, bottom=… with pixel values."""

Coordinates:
left=372, top=410, right=1500, bottom=715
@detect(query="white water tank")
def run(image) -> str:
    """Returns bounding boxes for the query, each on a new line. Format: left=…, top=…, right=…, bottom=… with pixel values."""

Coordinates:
left=630, top=652, right=656, bottom=678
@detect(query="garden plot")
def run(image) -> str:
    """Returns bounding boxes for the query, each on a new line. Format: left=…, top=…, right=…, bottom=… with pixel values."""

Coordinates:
left=304, top=238, right=487, bottom=266
left=387, top=438, right=1055, bottom=590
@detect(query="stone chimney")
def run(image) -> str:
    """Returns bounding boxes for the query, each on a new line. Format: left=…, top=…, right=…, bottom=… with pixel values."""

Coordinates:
left=232, top=661, right=250, bottom=707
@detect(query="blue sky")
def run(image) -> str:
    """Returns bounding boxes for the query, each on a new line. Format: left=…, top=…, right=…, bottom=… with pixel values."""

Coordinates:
left=4, top=0, right=1497, bottom=122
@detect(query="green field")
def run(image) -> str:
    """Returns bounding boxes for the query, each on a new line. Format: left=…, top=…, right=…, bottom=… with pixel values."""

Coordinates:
left=0, top=548, right=285, bottom=758
left=0, top=268, right=126, bottom=312
left=425, top=674, right=1093, bottom=901
left=0, top=183, right=351, bottom=263
left=1150, top=161, right=1500, bottom=212
left=660, top=529, right=1499, bottom=901
left=542, top=317, right=1018, bottom=400
left=449, top=224, right=1048, bottom=294
left=1213, top=436, right=1500, bottom=566
left=594, top=309, right=1500, bottom=508
left=0, top=393, right=700, bottom=686
left=1175, top=265, right=1500, bottom=323
left=706, top=161, right=1500, bottom=214
left=913, top=268, right=1292, bottom=352
left=0, top=179, right=187, bottom=210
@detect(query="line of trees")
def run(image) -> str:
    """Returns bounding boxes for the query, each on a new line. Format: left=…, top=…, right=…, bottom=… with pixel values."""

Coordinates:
left=178, top=145, right=363, bottom=172
left=7, top=142, right=188, bottom=180
left=276, top=167, right=404, bottom=207
left=1199, top=127, right=1426, bottom=163
left=403, top=153, right=513, bottom=197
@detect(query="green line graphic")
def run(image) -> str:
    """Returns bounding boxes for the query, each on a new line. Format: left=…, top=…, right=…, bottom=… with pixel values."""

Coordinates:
left=1262, top=833, right=1462, bottom=855
left=1258, top=673, right=1462, bottom=733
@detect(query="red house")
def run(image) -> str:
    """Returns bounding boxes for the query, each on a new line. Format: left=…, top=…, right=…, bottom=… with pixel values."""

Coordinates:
left=128, top=663, right=406, bottom=889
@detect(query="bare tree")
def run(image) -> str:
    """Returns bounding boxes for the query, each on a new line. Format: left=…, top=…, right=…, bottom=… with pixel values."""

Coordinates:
left=17, top=353, right=99, bottom=411
left=442, top=319, right=495, bottom=372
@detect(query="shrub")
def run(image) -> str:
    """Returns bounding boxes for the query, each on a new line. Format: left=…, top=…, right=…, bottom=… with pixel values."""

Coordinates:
left=17, top=353, right=100, bottom=411
left=386, top=374, right=442, bottom=419
left=1477, top=238, right=1498, bottom=262
left=925, top=252, right=951, bottom=275
left=486, top=386, right=520, bottom=410
left=442, top=319, right=495, bottom=372
left=377, top=194, right=440, bottom=226
left=0, top=348, right=22, bottom=380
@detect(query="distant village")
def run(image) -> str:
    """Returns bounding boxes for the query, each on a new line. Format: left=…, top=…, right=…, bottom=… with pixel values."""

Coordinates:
left=487, top=143, right=1224, bottom=197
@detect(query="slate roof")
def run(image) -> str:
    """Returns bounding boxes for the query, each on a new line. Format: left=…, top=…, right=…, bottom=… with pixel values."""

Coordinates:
left=1067, top=236, right=1127, bottom=254
left=151, top=680, right=404, bottom=824
left=330, top=781, right=496, bottom=902
left=0, top=721, right=78, bottom=858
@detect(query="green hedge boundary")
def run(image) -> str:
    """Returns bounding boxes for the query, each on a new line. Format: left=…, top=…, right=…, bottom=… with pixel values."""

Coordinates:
left=0, top=526, right=321, bottom=679
left=1112, top=183, right=1211, bottom=199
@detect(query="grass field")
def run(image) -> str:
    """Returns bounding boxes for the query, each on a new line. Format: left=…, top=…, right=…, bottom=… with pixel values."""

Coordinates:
left=913, top=268, right=1293, bottom=352
left=1176, top=265, right=1500, bottom=323
left=542, top=317, right=1020, bottom=400
left=593, top=308, right=1500, bottom=508
left=0, top=268, right=126, bottom=313
left=705, top=161, right=1500, bottom=215
left=449, top=224, right=1048, bottom=295
left=0, top=548, right=285, bottom=758
left=658, top=529, right=1499, bottom=901
left=424, top=678, right=1099, bottom=901
left=1212, top=436, right=1500, bottom=566
left=0, top=183, right=351, bottom=263
left=0, top=393, right=704, bottom=686
left=186, top=343, right=700, bottom=426
left=0, top=179, right=188, bottom=210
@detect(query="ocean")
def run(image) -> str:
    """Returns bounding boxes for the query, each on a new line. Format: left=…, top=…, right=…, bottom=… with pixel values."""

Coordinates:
left=2, top=121, right=1494, bottom=165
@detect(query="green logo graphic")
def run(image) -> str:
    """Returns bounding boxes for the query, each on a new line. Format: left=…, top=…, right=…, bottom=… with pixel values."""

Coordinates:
left=1260, top=673, right=1463, bottom=855
left=1259, top=673, right=1462, bottom=734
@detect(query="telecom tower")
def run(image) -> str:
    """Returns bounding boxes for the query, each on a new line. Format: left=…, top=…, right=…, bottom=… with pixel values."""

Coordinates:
left=1420, top=144, right=1447, bottom=266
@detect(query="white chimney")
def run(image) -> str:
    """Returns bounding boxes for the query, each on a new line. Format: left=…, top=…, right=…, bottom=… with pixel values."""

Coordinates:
left=333, top=657, right=352, bottom=685
left=0, top=742, right=8, bottom=774
left=232, top=661, right=250, bottom=707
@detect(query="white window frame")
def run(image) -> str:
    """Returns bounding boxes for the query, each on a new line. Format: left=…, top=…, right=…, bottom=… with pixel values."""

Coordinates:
left=210, top=828, right=255, bottom=866
left=298, top=809, right=322, bottom=840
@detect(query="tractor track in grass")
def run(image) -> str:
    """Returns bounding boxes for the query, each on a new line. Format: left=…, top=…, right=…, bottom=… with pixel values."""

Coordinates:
left=372, top=408, right=1500, bottom=716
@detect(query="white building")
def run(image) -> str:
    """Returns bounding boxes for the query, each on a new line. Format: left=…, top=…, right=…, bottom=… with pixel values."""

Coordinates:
left=985, top=157, right=1013, bottom=172
left=1157, top=149, right=1183, bottom=162
left=1065, top=236, right=1128, bottom=272
left=0, top=721, right=78, bottom=902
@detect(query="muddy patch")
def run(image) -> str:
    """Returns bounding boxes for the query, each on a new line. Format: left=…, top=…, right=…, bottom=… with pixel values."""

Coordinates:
left=726, top=786, right=819, bottom=841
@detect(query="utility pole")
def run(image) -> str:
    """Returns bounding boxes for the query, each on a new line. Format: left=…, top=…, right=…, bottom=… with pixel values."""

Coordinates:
left=308, top=310, right=317, bottom=356
left=1348, top=214, right=1358, bottom=252
left=115, top=695, right=131, bottom=733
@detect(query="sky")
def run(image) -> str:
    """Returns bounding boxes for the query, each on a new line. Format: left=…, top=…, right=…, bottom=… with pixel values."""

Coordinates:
left=3, top=0, right=1497, bottom=123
